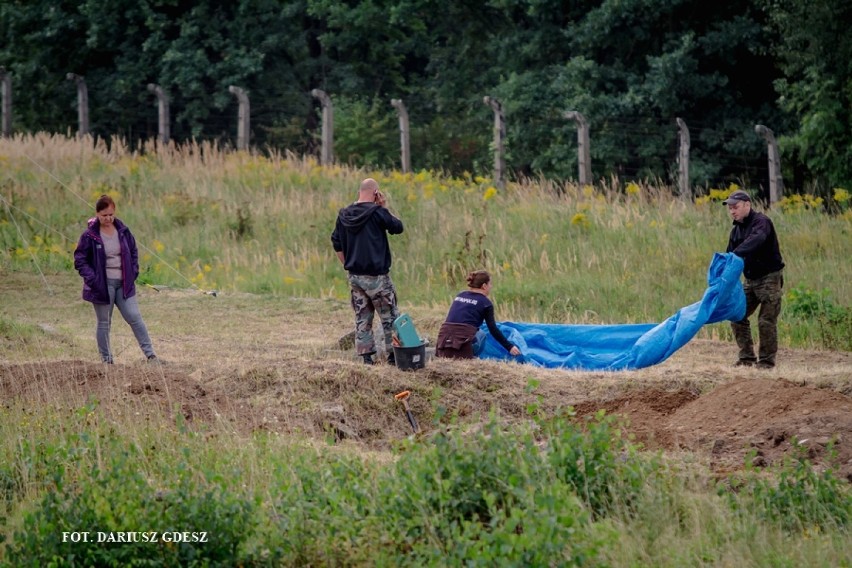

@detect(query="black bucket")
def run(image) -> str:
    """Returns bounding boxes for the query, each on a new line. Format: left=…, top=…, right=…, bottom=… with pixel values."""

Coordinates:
left=393, top=344, right=427, bottom=371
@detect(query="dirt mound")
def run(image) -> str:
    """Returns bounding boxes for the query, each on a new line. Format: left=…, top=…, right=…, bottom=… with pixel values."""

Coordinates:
left=573, top=389, right=699, bottom=449
left=2, top=360, right=851, bottom=480
left=0, top=361, right=233, bottom=425
left=667, top=378, right=852, bottom=480
left=571, top=378, right=852, bottom=481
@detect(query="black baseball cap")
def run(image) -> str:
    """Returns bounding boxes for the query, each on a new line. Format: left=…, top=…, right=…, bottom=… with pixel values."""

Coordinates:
left=723, top=190, right=751, bottom=205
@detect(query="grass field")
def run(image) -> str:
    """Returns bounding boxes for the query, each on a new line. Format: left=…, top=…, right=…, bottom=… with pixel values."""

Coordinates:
left=2, top=133, right=850, bottom=345
left=1, top=134, right=851, bottom=566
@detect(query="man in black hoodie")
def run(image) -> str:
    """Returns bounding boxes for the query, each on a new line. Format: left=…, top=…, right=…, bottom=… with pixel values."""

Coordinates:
left=724, top=190, right=785, bottom=368
left=332, top=178, right=404, bottom=365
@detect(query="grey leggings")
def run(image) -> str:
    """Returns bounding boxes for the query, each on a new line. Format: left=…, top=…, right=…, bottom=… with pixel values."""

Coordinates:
left=94, top=279, right=154, bottom=362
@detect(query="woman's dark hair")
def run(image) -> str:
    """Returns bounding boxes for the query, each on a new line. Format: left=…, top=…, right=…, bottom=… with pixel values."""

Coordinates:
left=466, top=270, right=491, bottom=289
left=95, top=194, right=115, bottom=212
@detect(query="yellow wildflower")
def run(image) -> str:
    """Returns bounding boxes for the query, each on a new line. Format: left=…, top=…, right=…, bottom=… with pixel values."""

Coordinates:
left=708, top=188, right=728, bottom=202
left=571, top=213, right=590, bottom=228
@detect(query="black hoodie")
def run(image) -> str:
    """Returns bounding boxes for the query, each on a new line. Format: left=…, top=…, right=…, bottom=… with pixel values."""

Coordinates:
left=331, top=202, right=404, bottom=275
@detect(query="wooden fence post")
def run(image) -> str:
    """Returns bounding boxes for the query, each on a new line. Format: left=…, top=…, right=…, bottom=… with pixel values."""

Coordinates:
left=754, top=124, right=784, bottom=205
left=563, top=111, right=591, bottom=186
left=146, top=83, right=170, bottom=145
left=483, top=96, right=506, bottom=189
left=0, top=67, right=11, bottom=138
left=228, top=85, right=250, bottom=151
left=66, top=73, right=89, bottom=137
left=676, top=117, right=691, bottom=198
left=311, top=89, right=333, bottom=165
left=390, top=99, right=411, bottom=173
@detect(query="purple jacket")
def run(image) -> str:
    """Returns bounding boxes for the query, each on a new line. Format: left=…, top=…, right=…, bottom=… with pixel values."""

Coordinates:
left=73, top=218, right=139, bottom=304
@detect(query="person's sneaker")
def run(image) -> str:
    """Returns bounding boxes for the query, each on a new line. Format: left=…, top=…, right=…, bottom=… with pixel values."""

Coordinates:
left=147, top=355, right=164, bottom=365
left=755, top=360, right=775, bottom=369
left=734, top=359, right=756, bottom=367
left=362, top=354, right=375, bottom=365
left=103, top=359, right=114, bottom=365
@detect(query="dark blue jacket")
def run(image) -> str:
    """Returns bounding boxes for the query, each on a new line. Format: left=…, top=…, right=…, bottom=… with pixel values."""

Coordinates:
left=73, top=218, right=139, bottom=304
left=726, top=210, right=784, bottom=280
left=444, top=290, right=516, bottom=352
left=331, top=202, right=403, bottom=275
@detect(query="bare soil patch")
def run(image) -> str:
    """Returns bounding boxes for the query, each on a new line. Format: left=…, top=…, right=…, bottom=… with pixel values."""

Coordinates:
left=3, top=354, right=851, bottom=481
left=572, top=377, right=852, bottom=481
left=667, top=378, right=852, bottom=480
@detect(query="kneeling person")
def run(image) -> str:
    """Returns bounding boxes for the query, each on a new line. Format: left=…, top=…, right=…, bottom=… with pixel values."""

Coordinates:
left=436, top=270, right=521, bottom=359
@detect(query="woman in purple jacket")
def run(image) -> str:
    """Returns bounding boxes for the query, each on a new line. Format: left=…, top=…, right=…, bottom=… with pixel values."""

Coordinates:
left=73, top=195, right=159, bottom=364
left=436, top=270, right=521, bottom=360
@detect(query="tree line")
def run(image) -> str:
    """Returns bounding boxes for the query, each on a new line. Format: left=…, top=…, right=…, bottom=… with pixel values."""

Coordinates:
left=1, top=0, right=849, bottom=194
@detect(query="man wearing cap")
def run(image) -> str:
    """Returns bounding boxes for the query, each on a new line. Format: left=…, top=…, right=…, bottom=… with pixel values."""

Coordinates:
left=723, top=190, right=785, bottom=368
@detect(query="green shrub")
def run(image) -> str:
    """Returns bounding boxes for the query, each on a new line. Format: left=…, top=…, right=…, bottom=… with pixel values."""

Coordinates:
left=543, top=410, right=657, bottom=518
left=261, top=452, right=379, bottom=566
left=259, top=415, right=628, bottom=566
left=4, top=435, right=255, bottom=567
left=724, top=445, right=852, bottom=533
left=785, top=286, right=852, bottom=350
left=786, top=285, right=844, bottom=320
left=373, top=417, right=621, bottom=565
left=332, top=96, right=397, bottom=169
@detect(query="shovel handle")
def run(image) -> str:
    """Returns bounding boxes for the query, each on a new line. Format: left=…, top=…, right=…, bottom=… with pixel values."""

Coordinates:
left=394, top=390, right=410, bottom=401
left=405, top=410, right=420, bottom=433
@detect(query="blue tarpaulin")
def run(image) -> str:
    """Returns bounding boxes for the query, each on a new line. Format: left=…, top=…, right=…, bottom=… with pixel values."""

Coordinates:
left=478, top=253, right=746, bottom=370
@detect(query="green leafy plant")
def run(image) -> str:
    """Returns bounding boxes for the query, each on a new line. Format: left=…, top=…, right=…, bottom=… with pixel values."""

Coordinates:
left=786, top=285, right=842, bottom=319
left=4, top=431, right=256, bottom=567
left=786, top=285, right=852, bottom=349
left=542, top=410, right=657, bottom=518
left=723, top=444, right=851, bottom=533
left=377, top=417, right=609, bottom=565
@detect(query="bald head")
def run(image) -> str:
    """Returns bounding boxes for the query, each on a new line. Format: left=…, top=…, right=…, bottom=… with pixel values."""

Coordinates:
left=359, top=178, right=379, bottom=198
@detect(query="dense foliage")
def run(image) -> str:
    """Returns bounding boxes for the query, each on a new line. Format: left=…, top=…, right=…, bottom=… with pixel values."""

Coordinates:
left=3, top=403, right=850, bottom=566
left=1, top=0, right=849, bottom=191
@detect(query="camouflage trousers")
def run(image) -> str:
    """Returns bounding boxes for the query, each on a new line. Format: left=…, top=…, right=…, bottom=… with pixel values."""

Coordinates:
left=731, top=270, right=783, bottom=365
left=348, top=273, right=400, bottom=356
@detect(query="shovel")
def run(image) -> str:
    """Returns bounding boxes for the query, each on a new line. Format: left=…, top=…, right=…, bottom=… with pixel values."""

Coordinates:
left=394, top=390, right=420, bottom=434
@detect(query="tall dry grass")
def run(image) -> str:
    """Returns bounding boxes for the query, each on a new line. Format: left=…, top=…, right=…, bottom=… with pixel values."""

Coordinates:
left=1, top=133, right=850, bottom=349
